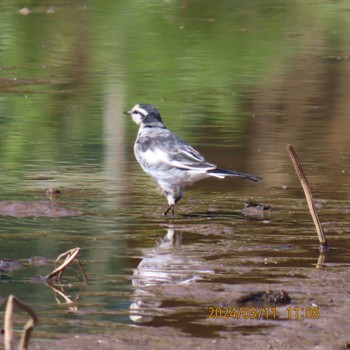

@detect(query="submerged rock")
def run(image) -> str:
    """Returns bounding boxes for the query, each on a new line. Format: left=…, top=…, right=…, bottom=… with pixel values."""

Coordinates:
left=31, top=274, right=49, bottom=283
left=237, top=289, right=291, bottom=306
left=0, top=259, right=22, bottom=272
left=45, top=187, right=62, bottom=198
left=28, top=256, right=49, bottom=266
left=0, top=200, right=82, bottom=217
left=241, top=201, right=273, bottom=220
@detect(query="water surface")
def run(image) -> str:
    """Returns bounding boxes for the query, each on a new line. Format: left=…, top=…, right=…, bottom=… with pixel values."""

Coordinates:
left=0, top=0, right=350, bottom=345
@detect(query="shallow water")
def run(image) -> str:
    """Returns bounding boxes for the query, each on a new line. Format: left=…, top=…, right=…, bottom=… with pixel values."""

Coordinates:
left=0, top=0, right=350, bottom=344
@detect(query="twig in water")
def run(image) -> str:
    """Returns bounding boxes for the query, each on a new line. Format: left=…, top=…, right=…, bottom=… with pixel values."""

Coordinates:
left=286, top=144, right=328, bottom=252
left=4, top=295, right=38, bottom=350
left=47, top=247, right=88, bottom=283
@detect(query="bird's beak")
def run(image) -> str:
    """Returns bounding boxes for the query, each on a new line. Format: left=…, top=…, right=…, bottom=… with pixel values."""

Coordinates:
left=123, top=110, right=131, bottom=116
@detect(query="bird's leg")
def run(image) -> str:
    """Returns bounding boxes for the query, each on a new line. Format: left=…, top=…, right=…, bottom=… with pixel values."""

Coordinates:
left=163, top=190, right=176, bottom=217
left=163, top=187, right=182, bottom=217
left=163, top=204, right=174, bottom=216
left=174, top=187, right=183, bottom=204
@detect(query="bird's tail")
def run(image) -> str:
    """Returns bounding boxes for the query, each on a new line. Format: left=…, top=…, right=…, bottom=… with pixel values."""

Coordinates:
left=208, top=168, right=262, bottom=182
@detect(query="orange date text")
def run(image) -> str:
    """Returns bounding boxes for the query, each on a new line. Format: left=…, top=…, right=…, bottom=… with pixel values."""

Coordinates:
left=208, top=306, right=277, bottom=319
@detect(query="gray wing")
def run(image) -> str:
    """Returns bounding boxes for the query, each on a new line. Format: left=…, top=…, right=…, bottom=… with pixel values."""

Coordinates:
left=136, top=128, right=216, bottom=171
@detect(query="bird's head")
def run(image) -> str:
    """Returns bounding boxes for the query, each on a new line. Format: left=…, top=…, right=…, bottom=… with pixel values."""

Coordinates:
left=125, top=104, right=163, bottom=126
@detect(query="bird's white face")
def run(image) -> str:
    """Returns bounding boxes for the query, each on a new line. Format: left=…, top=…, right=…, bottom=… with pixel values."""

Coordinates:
left=127, top=104, right=149, bottom=125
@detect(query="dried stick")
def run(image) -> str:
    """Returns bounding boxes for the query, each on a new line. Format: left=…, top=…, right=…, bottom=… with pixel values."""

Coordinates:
left=47, top=247, right=81, bottom=282
left=286, top=144, right=328, bottom=252
left=32, top=247, right=88, bottom=284
left=4, top=295, right=38, bottom=350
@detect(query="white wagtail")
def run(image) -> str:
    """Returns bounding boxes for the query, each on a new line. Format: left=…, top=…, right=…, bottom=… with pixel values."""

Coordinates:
left=125, top=103, right=261, bottom=216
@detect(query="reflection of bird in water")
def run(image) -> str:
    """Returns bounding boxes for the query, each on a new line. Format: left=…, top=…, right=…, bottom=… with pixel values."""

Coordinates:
left=130, top=226, right=212, bottom=323
left=125, top=103, right=262, bottom=216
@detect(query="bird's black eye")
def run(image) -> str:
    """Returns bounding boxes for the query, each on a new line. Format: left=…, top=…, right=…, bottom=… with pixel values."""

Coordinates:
left=134, top=110, right=146, bottom=117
